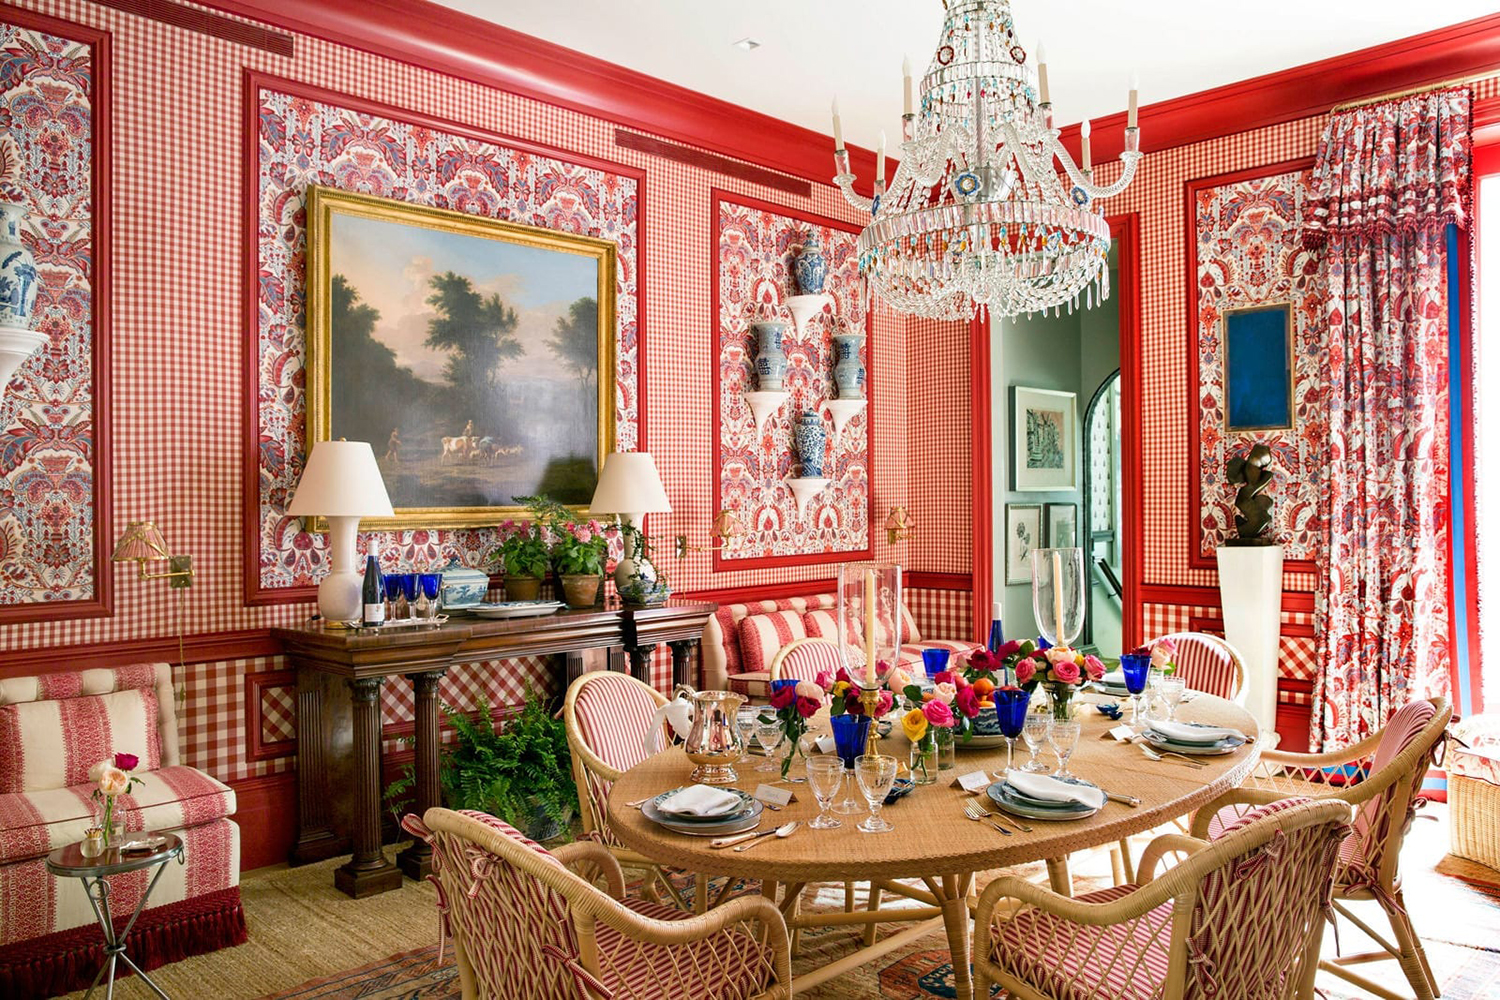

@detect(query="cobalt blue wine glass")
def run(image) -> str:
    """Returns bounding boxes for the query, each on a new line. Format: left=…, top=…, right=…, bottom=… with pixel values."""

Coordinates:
left=1120, top=652, right=1151, bottom=728
left=993, top=687, right=1031, bottom=774
left=921, top=647, right=950, bottom=680
left=830, top=714, right=872, bottom=813
left=417, top=571, right=442, bottom=619
left=385, top=573, right=412, bottom=620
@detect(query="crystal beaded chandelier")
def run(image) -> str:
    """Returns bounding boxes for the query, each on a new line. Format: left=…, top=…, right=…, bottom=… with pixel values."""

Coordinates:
left=832, top=0, right=1141, bottom=320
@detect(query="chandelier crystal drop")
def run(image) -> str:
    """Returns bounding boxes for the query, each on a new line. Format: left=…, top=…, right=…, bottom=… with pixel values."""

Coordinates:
left=833, top=0, right=1141, bottom=320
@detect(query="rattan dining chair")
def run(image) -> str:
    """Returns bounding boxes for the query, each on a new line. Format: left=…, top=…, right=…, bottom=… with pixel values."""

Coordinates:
left=403, top=808, right=792, bottom=1000
left=766, top=637, right=849, bottom=683
left=975, top=797, right=1352, bottom=1000
left=1191, top=696, right=1450, bottom=1000
left=563, top=670, right=686, bottom=907
left=1150, top=631, right=1246, bottom=702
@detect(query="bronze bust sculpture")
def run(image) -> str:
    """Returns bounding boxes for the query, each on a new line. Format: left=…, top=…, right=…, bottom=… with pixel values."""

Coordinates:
left=1225, top=443, right=1276, bottom=545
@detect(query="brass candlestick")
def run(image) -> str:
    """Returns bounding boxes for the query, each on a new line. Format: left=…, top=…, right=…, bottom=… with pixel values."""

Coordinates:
left=859, top=686, right=885, bottom=757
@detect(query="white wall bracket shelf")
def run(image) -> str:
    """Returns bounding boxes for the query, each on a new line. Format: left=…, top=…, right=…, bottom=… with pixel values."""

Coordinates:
left=822, top=398, right=867, bottom=444
left=784, top=294, right=832, bottom=337
left=743, top=390, right=790, bottom=438
left=785, top=476, right=831, bottom=519
left=0, top=326, right=47, bottom=400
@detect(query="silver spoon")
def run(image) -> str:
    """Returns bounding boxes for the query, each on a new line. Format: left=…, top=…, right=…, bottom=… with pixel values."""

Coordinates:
left=733, top=820, right=800, bottom=852
left=1141, top=745, right=1206, bottom=768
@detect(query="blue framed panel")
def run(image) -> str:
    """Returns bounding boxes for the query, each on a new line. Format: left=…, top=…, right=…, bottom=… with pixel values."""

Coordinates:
left=1223, top=303, right=1293, bottom=431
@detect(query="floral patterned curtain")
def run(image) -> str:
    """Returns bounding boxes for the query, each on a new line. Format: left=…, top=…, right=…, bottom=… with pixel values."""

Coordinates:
left=1302, top=89, right=1470, bottom=750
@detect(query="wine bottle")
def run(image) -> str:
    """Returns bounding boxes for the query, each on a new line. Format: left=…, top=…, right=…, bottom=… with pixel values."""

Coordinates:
left=362, top=555, right=386, bottom=627
left=987, top=601, right=1005, bottom=654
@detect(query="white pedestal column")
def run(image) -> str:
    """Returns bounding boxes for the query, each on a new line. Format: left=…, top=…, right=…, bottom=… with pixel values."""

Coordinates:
left=1216, top=545, right=1283, bottom=740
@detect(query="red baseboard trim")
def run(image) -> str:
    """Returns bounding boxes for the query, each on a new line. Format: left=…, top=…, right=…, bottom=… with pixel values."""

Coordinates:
left=231, top=772, right=297, bottom=871
left=1139, top=584, right=1315, bottom=616
left=906, top=572, right=972, bottom=592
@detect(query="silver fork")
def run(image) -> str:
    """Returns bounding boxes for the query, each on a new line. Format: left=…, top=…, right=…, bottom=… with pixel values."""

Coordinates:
left=963, top=800, right=1011, bottom=835
left=969, top=798, right=1034, bottom=833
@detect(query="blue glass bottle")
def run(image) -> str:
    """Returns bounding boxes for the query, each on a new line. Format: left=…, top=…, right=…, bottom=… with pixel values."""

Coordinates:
left=986, top=600, right=1005, bottom=654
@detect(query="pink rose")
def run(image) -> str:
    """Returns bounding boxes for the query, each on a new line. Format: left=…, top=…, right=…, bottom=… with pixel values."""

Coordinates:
left=1083, top=655, right=1106, bottom=681
left=1015, top=658, right=1038, bottom=684
left=814, top=670, right=835, bottom=692
left=955, top=686, right=980, bottom=719
left=114, top=752, right=139, bottom=771
left=794, top=679, right=824, bottom=700
left=922, top=699, right=955, bottom=728
left=933, top=670, right=958, bottom=686
left=796, top=696, right=821, bottom=719
left=932, top=681, right=957, bottom=705
left=1052, top=658, right=1082, bottom=684
left=587, top=519, right=602, bottom=534
left=1151, top=644, right=1174, bottom=669
left=875, top=690, right=894, bottom=717
left=769, top=684, right=796, bottom=710
left=97, top=766, right=130, bottom=797
left=1155, top=637, right=1176, bottom=655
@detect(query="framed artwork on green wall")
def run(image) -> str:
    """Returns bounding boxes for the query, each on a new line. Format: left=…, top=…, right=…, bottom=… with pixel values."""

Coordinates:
left=1011, top=386, right=1079, bottom=491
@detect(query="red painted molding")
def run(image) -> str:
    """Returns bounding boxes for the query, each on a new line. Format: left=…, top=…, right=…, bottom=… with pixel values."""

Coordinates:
left=677, top=578, right=838, bottom=607
left=93, top=0, right=293, bottom=55
left=969, top=314, right=992, bottom=645
left=239, top=71, right=647, bottom=607
left=906, top=572, right=973, bottom=592
left=1111, top=213, right=1144, bottom=650
left=200, top=0, right=881, bottom=194
left=0, top=629, right=281, bottom=678
left=0, top=7, right=113, bottom=626
left=1060, top=12, right=1500, bottom=163
left=1183, top=159, right=1319, bottom=582
left=1139, top=583, right=1315, bottom=616
left=244, top=669, right=297, bottom=763
left=230, top=772, right=297, bottom=871
left=1189, top=613, right=1314, bottom=639
left=614, top=131, right=811, bottom=199
left=709, top=189, right=873, bottom=574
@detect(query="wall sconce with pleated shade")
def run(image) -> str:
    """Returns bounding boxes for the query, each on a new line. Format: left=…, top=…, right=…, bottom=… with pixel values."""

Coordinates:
left=674, top=509, right=744, bottom=558
left=111, top=521, right=193, bottom=587
left=885, top=506, right=914, bottom=544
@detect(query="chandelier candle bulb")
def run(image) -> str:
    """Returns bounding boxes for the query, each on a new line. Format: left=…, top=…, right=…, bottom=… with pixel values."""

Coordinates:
left=903, top=55, right=914, bottom=116
left=832, top=97, right=844, bottom=150
left=1128, top=71, right=1139, bottom=129
left=1036, top=42, right=1049, bottom=104
left=1080, top=119, right=1091, bottom=172
left=876, top=130, right=886, bottom=187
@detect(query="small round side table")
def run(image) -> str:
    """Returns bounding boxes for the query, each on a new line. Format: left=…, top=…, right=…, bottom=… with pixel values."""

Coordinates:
left=46, top=832, right=185, bottom=999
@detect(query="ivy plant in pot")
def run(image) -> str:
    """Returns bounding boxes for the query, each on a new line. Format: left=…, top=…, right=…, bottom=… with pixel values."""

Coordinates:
left=388, top=690, right=577, bottom=842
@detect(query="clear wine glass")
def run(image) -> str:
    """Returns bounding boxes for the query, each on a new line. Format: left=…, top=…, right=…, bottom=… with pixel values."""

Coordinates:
left=1161, top=675, right=1186, bottom=720
left=1049, top=721, right=1082, bottom=778
left=854, top=754, right=899, bottom=834
left=1030, top=547, right=1086, bottom=648
left=804, top=756, right=844, bottom=830
left=1021, top=714, right=1053, bottom=773
left=754, top=720, right=784, bottom=772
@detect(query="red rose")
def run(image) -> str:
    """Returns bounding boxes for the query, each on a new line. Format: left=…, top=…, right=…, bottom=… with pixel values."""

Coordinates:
left=996, top=639, right=1023, bottom=660
left=769, top=684, right=796, bottom=710
left=968, top=649, right=997, bottom=673
left=1015, top=658, right=1038, bottom=684
left=955, top=686, right=980, bottom=718
left=814, top=670, right=835, bottom=691
left=1052, top=659, right=1082, bottom=684
left=845, top=688, right=866, bottom=715
left=934, top=670, right=957, bottom=686
left=114, top=752, right=139, bottom=771
left=796, top=696, right=821, bottom=719
left=835, top=668, right=853, bottom=685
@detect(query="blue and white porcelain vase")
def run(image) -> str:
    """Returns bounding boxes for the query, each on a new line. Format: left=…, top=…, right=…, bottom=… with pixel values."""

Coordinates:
left=753, top=321, right=788, bottom=391
left=793, top=231, right=827, bottom=295
left=794, top=411, right=827, bottom=478
left=0, top=203, right=39, bottom=329
left=832, top=333, right=866, bottom=399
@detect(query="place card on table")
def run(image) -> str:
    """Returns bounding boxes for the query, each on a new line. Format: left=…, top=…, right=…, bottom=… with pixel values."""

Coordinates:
left=814, top=734, right=835, bottom=753
left=753, top=784, right=796, bottom=807
left=952, top=770, right=992, bottom=794
left=1103, top=724, right=1136, bottom=742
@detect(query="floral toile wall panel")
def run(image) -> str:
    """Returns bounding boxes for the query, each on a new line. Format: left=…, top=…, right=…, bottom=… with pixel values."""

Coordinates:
left=714, top=192, right=871, bottom=566
left=1192, top=167, right=1325, bottom=564
left=0, top=17, right=100, bottom=608
left=254, top=84, right=640, bottom=592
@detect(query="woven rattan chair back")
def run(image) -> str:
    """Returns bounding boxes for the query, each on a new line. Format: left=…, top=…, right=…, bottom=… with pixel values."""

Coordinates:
left=1151, top=631, right=1246, bottom=701
left=767, top=637, right=848, bottom=683
left=563, top=671, right=668, bottom=846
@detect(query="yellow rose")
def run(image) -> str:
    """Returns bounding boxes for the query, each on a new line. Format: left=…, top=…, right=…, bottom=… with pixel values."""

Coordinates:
left=831, top=680, right=850, bottom=697
left=901, top=707, right=928, bottom=743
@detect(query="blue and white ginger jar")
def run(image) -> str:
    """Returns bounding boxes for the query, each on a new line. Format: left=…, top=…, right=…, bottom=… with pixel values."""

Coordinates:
left=795, top=411, right=827, bottom=478
left=794, top=231, right=827, bottom=295
left=753, top=322, right=788, bottom=391
left=832, top=333, right=866, bottom=399
left=0, top=203, right=39, bottom=329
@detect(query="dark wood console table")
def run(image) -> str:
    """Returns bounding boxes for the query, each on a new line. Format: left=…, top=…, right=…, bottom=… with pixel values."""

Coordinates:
left=272, top=600, right=716, bottom=898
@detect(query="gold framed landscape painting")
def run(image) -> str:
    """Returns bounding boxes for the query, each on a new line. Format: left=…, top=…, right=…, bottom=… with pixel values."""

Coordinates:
left=304, top=186, right=617, bottom=529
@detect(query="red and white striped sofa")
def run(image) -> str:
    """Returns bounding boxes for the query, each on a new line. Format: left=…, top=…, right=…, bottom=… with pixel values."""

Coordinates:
left=0, top=663, right=247, bottom=998
left=702, top=593, right=977, bottom=699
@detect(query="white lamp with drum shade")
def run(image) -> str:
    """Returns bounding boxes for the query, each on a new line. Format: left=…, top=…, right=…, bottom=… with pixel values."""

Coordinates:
left=288, top=440, right=394, bottom=624
left=589, top=451, right=671, bottom=605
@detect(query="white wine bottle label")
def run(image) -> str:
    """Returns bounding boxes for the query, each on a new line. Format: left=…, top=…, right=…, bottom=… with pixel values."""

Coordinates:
left=363, top=603, right=386, bottom=624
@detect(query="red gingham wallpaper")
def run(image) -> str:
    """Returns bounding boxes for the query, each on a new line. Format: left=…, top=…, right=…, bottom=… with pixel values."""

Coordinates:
left=905, top=317, right=973, bottom=577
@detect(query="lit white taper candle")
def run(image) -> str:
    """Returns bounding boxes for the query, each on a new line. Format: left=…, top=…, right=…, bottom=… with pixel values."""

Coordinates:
left=1036, top=42, right=1049, bottom=104
left=902, top=55, right=913, bottom=116
left=1128, top=71, right=1139, bottom=129
left=832, top=97, right=844, bottom=150
left=1052, top=550, right=1065, bottom=645
left=1080, top=119, right=1092, bottom=171
left=864, top=569, right=877, bottom=683
left=876, top=129, right=887, bottom=186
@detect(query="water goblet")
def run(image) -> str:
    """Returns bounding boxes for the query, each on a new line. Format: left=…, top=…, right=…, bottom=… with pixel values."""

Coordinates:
left=993, top=687, right=1030, bottom=773
left=1119, top=652, right=1150, bottom=728
left=384, top=574, right=407, bottom=621
left=417, top=572, right=443, bottom=620
left=1161, top=675, right=1186, bottom=720
left=736, top=708, right=760, bottom=752
left=1049, top=720, right=1082, bottom=778
left=1021, top=713, right=1053, bottom=773
left=830, top=714, right=872, bottom=813
left=920, top=647, right=950, bottom=680
left=804, top=756, right=844, bottom=830
left=399, top=572, right=419, bottom=620
left=854, top=754, right=899, bottom=834
left=754, top=720, right=784, bottom=772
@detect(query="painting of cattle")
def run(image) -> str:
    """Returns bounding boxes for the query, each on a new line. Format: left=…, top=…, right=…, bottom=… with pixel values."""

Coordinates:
left=304, top=186, right=616, bottom=529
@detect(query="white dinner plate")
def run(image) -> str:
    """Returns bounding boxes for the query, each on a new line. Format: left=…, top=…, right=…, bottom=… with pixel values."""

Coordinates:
left=469, top=601, right=566, bottom=619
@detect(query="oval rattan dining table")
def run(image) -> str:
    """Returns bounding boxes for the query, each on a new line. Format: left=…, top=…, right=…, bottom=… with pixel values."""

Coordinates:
left=608, top=694, right=1261, bottom=999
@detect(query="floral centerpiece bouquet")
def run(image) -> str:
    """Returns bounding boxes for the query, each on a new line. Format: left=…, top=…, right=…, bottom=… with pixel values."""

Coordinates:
left=1013, top=645, right=1106, bottom=721
left=89, top=753, right=143, bottom=844
left=1145, top=636, right=1177, bottom=674
left=766, top=677, right=825, bottom=777
left=898, top=684, right=957, bottom=783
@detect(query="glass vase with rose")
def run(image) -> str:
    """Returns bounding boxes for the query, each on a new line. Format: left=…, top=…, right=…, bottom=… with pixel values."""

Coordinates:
left=89, top=753, right=144, bottom=848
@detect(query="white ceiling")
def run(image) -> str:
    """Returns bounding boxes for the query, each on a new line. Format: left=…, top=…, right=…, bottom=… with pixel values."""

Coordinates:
left=436, top=0, right=1496, bottom=146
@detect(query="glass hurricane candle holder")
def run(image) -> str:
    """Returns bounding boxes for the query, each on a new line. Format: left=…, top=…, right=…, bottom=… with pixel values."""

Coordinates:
left=1030, top=547, right=1085, bottom=647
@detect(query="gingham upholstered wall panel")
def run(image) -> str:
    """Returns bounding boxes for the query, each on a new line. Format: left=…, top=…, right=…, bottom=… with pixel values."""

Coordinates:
left=0, top=18, right=98, bottom=607
left=905, top=586, right=973, bottom=644
left=905, top=317, right=973, bottom=576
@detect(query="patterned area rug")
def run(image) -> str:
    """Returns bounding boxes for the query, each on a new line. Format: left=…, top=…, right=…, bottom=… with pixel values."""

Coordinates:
left=259, top=811, right=1500, bottom=1000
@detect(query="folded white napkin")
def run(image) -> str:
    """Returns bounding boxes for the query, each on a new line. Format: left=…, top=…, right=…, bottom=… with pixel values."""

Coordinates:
left=657, top=784, right=743, bottom=817
left=1004, top=771, right=1106, bottom=809
left=1149, top=720, right=1245, bottom=744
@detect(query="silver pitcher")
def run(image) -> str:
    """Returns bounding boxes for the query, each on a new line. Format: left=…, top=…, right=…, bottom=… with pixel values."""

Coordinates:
left=648, top=684, right=747, bottom=785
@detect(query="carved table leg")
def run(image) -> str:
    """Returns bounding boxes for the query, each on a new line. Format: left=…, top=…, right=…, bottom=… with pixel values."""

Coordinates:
left=938, top=872, right=976, bottom=1000
left=668, top=639, right=698, bottom=689
left=626, top=643, right=657, bottom=685
left=398, top=669, right=446, bottom=880
left=291, top=670, right=344, bottom=865
left=334, top=676, right=402, bottom=898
